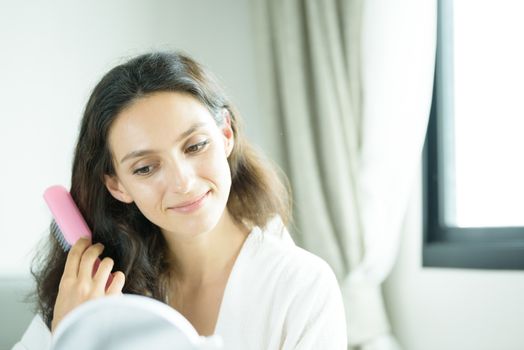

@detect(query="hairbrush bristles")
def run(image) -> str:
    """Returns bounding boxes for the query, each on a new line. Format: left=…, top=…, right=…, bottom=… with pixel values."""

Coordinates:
left=50, top=220, right=72, bottom=252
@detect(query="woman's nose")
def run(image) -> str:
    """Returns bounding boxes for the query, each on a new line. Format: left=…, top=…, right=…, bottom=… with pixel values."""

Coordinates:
left=166, top=160, right=194, bottom=194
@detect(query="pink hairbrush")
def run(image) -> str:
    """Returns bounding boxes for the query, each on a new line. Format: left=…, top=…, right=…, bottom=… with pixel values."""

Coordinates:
left=44, top=185, right=113, bottom=286
left=44, top=185, right=92, bottom=250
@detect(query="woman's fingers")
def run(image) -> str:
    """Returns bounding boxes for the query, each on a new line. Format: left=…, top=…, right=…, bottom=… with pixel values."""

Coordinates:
left=92, top=257, right=114, bottom=286
left=78, top=243, right=105, bottom=280
left=52, top=239, right=126, bottom=333
left=61, top=237, right=92, bottom=279
left=106, top=271, right=126, bottom=295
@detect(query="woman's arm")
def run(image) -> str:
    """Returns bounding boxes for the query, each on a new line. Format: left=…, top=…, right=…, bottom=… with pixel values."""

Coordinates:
left=13, top=238, right=126, bottom=350
left=11, top=315, right=51, bottom=350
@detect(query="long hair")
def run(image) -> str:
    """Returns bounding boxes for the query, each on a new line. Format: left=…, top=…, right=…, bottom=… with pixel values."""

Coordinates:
left=32, top=51, right=291, bottom=327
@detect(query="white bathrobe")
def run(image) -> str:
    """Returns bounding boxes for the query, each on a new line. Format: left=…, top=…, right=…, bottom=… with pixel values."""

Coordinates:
left=13, top=224, right=347, bottom=349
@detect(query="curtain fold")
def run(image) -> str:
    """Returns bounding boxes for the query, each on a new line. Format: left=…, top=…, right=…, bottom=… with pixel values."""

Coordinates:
left=268, top=0, right=365, bottom=278
left=253, top=0, right=437, bottom=348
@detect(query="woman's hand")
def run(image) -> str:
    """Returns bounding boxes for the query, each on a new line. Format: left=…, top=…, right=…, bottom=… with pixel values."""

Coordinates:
left=51, top=237, right=125, bottom=332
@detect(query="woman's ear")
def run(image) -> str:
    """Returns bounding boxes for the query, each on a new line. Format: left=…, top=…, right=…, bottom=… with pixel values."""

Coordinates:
left=104, top=175, right=134, bottom=204
left=221, top=109, right=235, bottom=157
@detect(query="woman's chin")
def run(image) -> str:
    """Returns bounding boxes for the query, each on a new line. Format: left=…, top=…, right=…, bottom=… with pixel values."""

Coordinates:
left=161, top=213, right=223, bottom=240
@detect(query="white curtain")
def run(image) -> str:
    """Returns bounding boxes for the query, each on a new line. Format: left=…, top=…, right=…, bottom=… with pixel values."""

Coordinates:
left=252, top=0, right=436, bottom=348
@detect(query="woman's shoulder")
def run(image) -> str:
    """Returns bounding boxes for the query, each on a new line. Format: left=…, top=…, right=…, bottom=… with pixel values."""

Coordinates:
left=243, top=219, right=338, bottom=289
left=210, top=219, right=348, bottom=349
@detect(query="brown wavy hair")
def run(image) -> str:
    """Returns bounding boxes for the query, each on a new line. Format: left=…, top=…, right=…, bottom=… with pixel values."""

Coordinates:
left=31, top=51, right=291, bottom=328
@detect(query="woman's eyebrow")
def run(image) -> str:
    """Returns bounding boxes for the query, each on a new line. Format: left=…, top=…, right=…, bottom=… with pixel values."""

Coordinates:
left=120, top=149, right=156, bottom=164
left=175, top=122, right=207, bottom=143
left=119, top=122, right=207, bottom=164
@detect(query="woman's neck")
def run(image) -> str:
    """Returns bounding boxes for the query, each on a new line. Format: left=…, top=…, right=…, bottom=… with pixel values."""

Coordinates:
left=163, top=210, right=249, bottom=288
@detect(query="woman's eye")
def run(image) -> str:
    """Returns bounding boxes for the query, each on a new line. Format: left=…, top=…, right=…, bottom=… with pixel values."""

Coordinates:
left=186, top=140, right=210, bottom=154
left=133, top=165, right=153, bottom=176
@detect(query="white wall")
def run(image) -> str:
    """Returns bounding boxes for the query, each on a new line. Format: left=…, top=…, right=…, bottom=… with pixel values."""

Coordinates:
left=383, top=172, right=524, bottom=350
left=0, top=0, right=269, bottom=346
left=0, top=0, right=268, bottom=277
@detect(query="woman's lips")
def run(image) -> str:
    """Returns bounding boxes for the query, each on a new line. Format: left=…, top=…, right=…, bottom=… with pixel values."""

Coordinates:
left=169, top=191, right=210, bottom=214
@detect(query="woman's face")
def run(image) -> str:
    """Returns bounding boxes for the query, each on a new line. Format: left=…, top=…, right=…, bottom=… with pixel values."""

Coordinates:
left=104, top=91, right=234, bottom=239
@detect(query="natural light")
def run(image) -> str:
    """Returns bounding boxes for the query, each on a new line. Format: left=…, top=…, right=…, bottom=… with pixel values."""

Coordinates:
left=453, top=1, right=524, bottom=227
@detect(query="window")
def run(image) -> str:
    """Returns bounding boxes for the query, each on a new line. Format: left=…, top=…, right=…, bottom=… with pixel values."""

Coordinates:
left=423, top=0, right=524, bottom=269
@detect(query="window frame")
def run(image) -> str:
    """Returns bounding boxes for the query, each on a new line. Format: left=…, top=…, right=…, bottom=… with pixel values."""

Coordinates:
left=422, top=0, right=524, bottom=270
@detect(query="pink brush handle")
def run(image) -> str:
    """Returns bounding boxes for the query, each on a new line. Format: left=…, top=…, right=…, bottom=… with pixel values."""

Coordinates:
left=44, top=185, right=113, bottom=289
left=43, top=185, right=92, bottom=245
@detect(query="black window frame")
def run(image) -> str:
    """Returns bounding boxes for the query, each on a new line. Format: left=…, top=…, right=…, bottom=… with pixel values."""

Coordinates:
left=423, top=0, right=524, bottom=270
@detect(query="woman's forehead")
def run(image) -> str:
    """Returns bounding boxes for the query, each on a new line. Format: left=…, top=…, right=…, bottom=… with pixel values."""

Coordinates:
left=108, top=92, right=216, bottom=156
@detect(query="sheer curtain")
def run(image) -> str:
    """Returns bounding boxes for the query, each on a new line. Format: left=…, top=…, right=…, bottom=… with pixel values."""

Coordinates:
left=252, top=0, right=436, bottom=348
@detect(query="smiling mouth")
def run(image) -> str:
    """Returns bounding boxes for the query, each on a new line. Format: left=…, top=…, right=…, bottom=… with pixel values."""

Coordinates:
left=168, top=191, right=210, bottom=213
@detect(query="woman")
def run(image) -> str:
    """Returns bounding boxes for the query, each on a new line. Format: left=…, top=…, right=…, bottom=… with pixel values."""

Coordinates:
left=14, top=51, right=347, bottom=349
